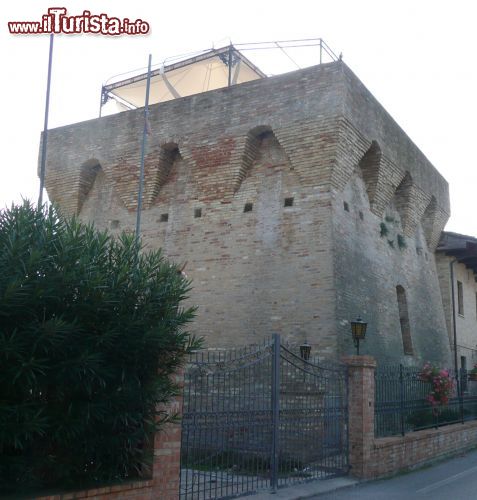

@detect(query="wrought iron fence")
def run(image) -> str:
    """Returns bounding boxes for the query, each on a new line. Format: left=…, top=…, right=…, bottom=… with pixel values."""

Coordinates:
left=375, top=364, right=477, bottom=437
left=180, top=335, right=348, bottom=499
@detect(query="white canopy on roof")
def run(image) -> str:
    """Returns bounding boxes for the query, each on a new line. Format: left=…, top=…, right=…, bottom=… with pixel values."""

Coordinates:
left=102, top=46, right=266, bottom=110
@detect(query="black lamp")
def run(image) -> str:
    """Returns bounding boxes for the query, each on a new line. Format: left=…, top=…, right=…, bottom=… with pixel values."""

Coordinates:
left=300, top=340, right=311, bottom=361
left=350, top=317, right=367, bottom=355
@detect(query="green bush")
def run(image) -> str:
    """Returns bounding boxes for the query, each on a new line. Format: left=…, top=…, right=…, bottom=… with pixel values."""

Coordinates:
left=0, top=202, right=199, bottom=495
left=406, top=407, right=462, bottom=430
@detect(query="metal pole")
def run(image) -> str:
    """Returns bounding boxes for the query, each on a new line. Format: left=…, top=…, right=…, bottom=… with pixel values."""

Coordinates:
left=135, top=54, right=152, bottom=247
left=228, top=44, right=233, bottom=87
left=271, top=333, right=280, bottom=493
left=319, top=38, right=323, bottom=64
left=38, top=33, right=54, bottom=208
left=99, top=86, right=104, bottom=118
left=450, top=258, right=464, bottom=423
left=399, top=364, right=405, bottom=436
left=450, top=259, right=460, bottom=386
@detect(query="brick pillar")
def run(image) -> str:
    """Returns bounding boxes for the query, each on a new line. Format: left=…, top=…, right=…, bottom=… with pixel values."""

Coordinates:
left=151, top=370, right=184, bottom=500
left=343, top=355, right=376, bottom=479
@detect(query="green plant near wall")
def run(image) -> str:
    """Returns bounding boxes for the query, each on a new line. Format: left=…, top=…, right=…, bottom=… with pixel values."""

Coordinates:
left=397, top=234, right=406, bottom=249
left=380, top=217, right=407, bottom=252
left=0, top=202, right=200, bottom=496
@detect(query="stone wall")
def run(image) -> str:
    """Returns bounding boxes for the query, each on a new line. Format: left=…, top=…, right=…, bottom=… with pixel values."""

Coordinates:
left=331, top=72, right=451, bottom=364
left=333, top=163, right=451, bottom=364
left=42, top=61, right=450, bottom=362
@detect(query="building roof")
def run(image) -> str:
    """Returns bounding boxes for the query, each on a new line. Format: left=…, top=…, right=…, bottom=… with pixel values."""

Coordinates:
left=437, top=231, right=477, bottom=274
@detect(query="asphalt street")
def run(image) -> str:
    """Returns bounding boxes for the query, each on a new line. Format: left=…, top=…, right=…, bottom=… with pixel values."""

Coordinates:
left=314, top=449, right=477, bottom=499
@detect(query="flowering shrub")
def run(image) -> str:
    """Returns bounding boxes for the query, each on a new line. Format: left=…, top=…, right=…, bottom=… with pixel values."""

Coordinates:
left=419, top=362, right=454, bottom=408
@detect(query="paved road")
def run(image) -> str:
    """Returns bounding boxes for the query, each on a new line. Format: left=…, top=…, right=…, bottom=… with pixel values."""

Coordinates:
left=314, top=449, right=477, bottom=499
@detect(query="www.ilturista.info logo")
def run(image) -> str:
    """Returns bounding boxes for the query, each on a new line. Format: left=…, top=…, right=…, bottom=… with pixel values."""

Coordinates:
left=8, top=8, right=150, bottom=35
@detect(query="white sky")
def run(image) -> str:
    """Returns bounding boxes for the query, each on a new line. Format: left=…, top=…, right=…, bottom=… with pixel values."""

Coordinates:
left=2, top=0, right=476, bottom=235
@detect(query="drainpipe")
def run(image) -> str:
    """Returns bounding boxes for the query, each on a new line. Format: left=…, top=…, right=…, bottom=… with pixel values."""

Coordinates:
left=450, top=258, right=460, bottom=399
left=450, top=258, right=459, bottom=372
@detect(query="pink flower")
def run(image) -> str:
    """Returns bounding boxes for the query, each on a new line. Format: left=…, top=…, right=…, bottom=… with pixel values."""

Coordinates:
left=420, top=363, right=453, bottom=409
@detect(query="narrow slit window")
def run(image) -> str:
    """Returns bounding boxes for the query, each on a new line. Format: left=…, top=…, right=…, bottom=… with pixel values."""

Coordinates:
left=396, top=285, right=413, bottom=355
left=244, top=203, right=253, bottom=213
left=194, top=208, right=202, bottom=218
left=343, top=201, right=349, bottom=212
left=284, top=197, right=294, bottom=207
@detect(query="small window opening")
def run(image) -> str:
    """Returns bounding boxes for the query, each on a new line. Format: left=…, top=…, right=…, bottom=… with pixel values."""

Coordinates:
left=396, top=285, right=413, bottom=355
left=110, top=220, right=120, bottom=229
left=343, top=201, right=349, bottom=212
left=244, top=203, right=253, bottom=213
left=194, top=208, right=202, bottom=218
left=160, top=213, right=169, bottom=222
left=359, top=211, right=364, bottom=220
left=284, top=197, right=294, bottom=207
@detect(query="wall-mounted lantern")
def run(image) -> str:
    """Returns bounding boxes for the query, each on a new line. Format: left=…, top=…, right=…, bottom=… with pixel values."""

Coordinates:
left=350, top=317, right=367, bottom=355
left=299, top=341, right=311, bottom=361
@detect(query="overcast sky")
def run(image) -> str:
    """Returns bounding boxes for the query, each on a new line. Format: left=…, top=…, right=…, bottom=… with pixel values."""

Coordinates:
left=2, top=0, right=476, bottom=235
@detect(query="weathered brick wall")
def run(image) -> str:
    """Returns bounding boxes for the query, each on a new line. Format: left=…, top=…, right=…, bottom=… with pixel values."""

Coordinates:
left=369, top=421, right=477, bottom=478
left=333, top=163, right=451, bottom=364
left=42, top=61, right=450, bottom=362
left=339, top=66, right=450, bottom=215
left=436, top=253, right=454, bottom=347
left=343, top=355, right=376, bottom=478
left=331, top=89, right=451, bottom=364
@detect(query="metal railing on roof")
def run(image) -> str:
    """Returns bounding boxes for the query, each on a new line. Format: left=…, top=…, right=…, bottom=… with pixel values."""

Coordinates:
left=105, top=38, right=338, bottom=86
left=101, top=38, right=340, bottom=112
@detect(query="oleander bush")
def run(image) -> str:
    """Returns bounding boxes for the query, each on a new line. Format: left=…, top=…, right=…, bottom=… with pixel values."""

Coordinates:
left=0, top=202, right=199, bottom=495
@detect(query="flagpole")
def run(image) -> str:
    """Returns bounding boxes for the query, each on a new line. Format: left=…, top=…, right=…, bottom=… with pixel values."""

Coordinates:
left=135, top=54, right=152, bottom=247
left=38, top=33, right=54, bottom=208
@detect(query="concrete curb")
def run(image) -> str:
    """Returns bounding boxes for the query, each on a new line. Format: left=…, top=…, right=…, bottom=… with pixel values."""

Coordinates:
left=239, top=477, right=359, bottom=499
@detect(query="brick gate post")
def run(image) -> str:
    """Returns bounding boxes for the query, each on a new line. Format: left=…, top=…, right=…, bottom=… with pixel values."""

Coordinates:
left=342, top=355, right=376, bottom=479
left=151, top=369, right=184, bottom=500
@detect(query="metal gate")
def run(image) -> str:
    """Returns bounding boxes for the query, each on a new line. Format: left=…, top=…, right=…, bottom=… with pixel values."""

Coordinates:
left=180, top=335, right=348, bottom=499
